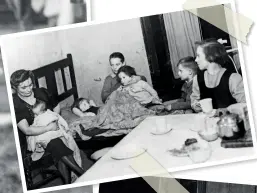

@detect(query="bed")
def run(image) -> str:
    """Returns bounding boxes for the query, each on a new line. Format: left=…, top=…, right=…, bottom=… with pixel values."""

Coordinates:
left=32, top=54, right=127, bottom=152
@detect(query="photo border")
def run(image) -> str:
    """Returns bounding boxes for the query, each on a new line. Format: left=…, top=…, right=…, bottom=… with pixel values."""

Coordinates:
left=1, top=0, right=256, bottom=192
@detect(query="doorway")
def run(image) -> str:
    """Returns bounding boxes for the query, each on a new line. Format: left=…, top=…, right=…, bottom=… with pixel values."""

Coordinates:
left=140, top=8, right=232, bottom=102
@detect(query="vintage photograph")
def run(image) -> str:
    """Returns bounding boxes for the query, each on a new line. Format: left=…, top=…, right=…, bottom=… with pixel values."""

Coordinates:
left=0, top=3, right=256, bottom=192
left=0, top=1, right=91, bottom=192
left=0, top=0, right=91, bottom=35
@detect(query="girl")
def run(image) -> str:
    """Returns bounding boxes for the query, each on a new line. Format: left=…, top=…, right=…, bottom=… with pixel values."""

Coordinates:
left=191, top=40, right=246, bottom=112
left=71, top=98, right=100, bottom=117
left=117, top=65, right=162, bottom=108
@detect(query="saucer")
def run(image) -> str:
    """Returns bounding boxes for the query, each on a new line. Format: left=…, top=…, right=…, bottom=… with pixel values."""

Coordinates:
left=110, top=145, right=147, bottom=160
left=151, top=127, right=173, bottom=135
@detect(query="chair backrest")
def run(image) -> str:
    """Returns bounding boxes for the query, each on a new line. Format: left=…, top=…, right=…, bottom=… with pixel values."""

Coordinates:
left=32, top=54, right=79, bottom=104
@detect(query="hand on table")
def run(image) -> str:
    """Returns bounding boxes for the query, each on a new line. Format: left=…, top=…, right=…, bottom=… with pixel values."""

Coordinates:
left=214, top=108, right=229, bottom=117
left=227, top=103, right=247, bottom=119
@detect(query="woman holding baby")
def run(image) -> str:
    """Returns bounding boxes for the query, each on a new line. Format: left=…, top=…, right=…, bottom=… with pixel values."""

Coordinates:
left=11, top=70, right=86, bottom=184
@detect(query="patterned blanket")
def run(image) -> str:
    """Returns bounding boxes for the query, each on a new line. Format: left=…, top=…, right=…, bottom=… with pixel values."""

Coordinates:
left=69, top=90, right=156, bottom=139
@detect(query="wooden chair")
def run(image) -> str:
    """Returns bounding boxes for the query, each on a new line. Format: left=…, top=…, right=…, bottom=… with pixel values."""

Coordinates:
left=22, top=140, right=62, bottom=190
left=21, top=54, right=79, bottom=190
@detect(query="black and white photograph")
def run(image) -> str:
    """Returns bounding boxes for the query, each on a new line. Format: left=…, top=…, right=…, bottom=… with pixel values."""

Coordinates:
left=0, top=0, right=91, bottom=192
left=0, top=0, right=91, bottom=35
left=0, top=3, right=256, bottom=192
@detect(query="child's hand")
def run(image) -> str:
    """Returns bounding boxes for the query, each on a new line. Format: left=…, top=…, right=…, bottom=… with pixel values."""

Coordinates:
left=130, top=85, right=142, bottom=93
left=38, top=141, right=47, bottom=149
left=89, top=100, right=97, bottom=107
left=84, top=112, right=96, bottom=117
left=165, top=104, right=172, bottom=111
left=193, top=102, right=202, bottom=112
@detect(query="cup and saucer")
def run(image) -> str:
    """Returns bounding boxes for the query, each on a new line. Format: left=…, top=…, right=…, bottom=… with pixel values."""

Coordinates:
left=150, top=117, right=173, bottom=135
left=199, top=98, right=216, bottom=117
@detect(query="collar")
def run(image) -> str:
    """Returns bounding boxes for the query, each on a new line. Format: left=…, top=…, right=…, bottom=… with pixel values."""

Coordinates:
left=110, top=73, right=116, bottom=78
left=185, top=79, right=193, bottom=88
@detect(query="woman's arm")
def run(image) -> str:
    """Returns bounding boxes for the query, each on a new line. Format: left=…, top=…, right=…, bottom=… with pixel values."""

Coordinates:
left=53, top=104, right=61, bottom=114
left=17, top=119, right=58, bottom=136
left=191, top=76, right=202, bottom=112
left=229, top=73, right=246, bottom=103
left=168, top=101, right=191, bottom=110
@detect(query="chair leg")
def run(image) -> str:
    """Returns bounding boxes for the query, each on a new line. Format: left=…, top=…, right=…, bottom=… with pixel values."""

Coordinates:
left=24, top=164, right=33, bottom=189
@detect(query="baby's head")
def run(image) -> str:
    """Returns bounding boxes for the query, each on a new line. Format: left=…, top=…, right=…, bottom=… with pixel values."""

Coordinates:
left=72, top=98, right=90, bottom=112
left=177, top=56, right=198, bottom=81
left=32, top=100, right=47, bottom=116
left=117, top=66, right=137, bottom=86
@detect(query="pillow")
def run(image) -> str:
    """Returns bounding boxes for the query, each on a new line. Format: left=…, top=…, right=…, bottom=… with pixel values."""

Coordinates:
left=60, top=107, right=80, bottom=125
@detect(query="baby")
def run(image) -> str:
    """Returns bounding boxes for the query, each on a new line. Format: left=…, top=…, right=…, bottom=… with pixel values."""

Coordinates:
left=117, top=66, right=162, bottom=108
left=27, top=100, right=79, bottom=161
left=71, top=98, right=100, bottom=117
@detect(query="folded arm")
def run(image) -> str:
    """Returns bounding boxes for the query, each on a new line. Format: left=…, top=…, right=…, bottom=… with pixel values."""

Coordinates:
left=18, top=119, right=57, bottom=136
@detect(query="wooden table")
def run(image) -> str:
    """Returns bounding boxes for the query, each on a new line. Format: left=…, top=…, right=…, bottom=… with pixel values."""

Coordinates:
left=76, top=114, right=256, bottom=185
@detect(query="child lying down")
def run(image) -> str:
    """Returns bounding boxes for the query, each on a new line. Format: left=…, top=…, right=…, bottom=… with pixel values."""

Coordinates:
left=26, top=99, right=82, bottom=166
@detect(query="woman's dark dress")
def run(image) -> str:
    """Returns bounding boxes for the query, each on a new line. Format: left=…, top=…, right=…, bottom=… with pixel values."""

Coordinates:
left=13, top=87, right=72, bottom=163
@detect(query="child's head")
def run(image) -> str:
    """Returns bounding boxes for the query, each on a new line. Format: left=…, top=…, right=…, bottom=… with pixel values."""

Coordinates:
left=32, top=100, right=47, bottom=116
left=117, top=66, right=137, bottom=86
left=109, top=52, right=126, bottom=75
left=195, top=39, right=229, bottom=70
left=72, top=98, right=90, bottom=112
left=177, top=56, right=198, bottom=81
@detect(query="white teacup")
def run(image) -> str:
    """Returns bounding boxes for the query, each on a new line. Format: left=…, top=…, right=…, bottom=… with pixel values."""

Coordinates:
left=153, top=117, right=167, bottom=133
left=199, top=98, right=213, bottom=114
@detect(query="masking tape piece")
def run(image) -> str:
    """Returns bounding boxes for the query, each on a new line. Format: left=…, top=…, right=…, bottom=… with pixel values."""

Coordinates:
left=130, top=151, right=189, bottom=193
left=183, top=0, right=253, bottom=44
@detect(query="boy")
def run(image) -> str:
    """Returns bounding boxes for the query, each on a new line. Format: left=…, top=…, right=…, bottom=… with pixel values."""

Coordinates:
left=101, top=52, right=147, bottom=103
left=164, top=56, right=198, bottom=113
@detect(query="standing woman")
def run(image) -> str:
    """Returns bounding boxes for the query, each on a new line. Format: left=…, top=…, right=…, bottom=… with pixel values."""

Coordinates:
left=191, top=40, right=246, bottom=112
left=11, top=70, right=84, bottom=184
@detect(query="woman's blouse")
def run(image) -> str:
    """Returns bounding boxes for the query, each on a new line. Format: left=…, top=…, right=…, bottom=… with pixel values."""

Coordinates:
left=191, top=68, right=246, bottom=111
